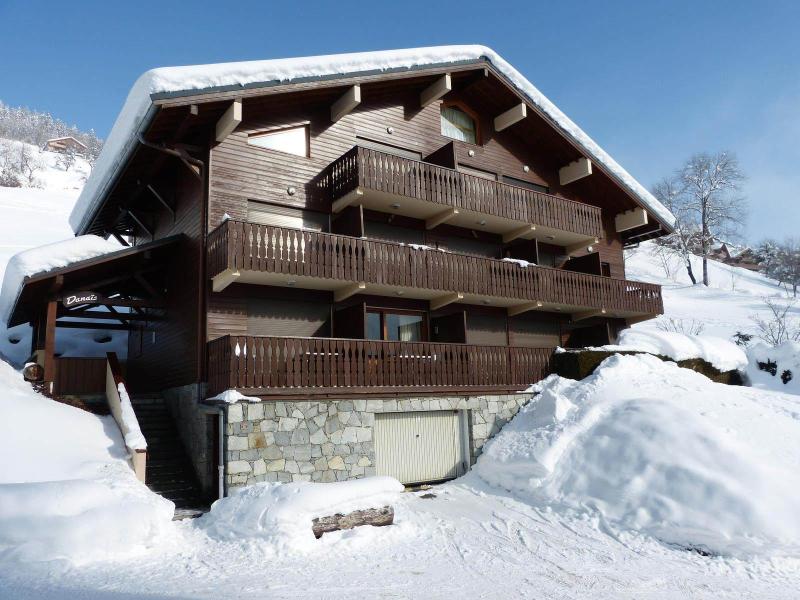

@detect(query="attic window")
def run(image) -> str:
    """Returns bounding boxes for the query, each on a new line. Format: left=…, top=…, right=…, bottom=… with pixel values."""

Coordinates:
left=248, top=125, right=308, bottom=157
left=441, top=105, right=477, bottom=144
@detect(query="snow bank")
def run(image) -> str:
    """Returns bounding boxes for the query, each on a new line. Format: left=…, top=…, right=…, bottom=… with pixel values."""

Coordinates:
left=0, top=235, right=119, bottom=323
left=746, top=341, right=800, bottom=394
left=0, top=469, right=173, bottom=564
left=199, top=477, right=404, bottom=554
left=0, top=359, right=173, bottom=563
left=474, top=354, right=800, bottom=557
left=598, top=329, right=747, bottom=371
left=70, top=45, right=673, bottom=234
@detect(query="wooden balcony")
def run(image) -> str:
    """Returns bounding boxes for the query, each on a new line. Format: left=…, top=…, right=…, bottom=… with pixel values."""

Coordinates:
left=207, top=335, right=553, bottom=397
left=207, top=220, right=663, bottom=319
left=320, top=146, right=604, bottom=246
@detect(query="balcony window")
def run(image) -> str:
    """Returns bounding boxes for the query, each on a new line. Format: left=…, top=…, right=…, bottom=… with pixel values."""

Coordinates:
left=441, top=105, right=477, bottom=144
left=367, top=309, right=426, bottom=342
left=248, top=125, right=309, bottom=157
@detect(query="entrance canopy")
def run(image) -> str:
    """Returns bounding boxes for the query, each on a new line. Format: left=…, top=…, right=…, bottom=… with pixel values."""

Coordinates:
left=6, top=234, right=183, bottom=329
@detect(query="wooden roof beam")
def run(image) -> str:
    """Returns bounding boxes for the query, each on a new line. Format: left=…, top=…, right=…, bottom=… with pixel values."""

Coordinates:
left=215, top=99, right=242, bottom=142
left=494, top=102, right=527, bottom=132
left=559, top=157, right=593, bottom=185
left=331, top=85, right=361, bottom=122
left=212, top=268, right=241, bottom=293
left=615, top=207, right=648, bottom=233
left=420, top=74, right=451, bottom=107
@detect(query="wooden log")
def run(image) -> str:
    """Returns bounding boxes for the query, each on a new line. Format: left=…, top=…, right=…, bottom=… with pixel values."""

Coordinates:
left=311, top=505, right=394, bottom=539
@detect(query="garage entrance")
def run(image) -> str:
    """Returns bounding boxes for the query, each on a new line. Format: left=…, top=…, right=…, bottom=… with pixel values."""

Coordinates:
left=374, top=410, right=469, bottom=485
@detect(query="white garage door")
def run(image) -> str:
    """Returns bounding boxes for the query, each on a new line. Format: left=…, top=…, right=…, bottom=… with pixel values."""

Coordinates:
left=374, top=411, right=468, bottom=485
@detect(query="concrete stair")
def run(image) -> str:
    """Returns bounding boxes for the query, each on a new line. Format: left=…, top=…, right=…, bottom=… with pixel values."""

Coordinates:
left=131, top=395, right=209, bottom=520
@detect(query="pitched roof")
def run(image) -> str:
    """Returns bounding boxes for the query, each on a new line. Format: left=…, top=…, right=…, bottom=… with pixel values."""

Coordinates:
left=69, top=45, right=675, bottom=234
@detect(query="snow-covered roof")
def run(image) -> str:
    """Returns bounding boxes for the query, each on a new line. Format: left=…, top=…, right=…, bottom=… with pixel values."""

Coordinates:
left=0, top=236, right=119, bottom=324
left=46, top=136, right=88, bottom=147
left=70, top=45, right=675, bottom=234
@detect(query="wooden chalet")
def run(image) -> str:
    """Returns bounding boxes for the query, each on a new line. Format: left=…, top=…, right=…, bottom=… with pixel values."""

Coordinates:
left=6, top=46, right=672, bottom=507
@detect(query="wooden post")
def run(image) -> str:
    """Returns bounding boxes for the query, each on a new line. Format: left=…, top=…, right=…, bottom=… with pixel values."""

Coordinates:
left=42, top=299, right=57, bottom=393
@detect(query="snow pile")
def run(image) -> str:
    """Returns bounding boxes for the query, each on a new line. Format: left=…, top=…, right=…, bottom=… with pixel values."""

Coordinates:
left=0, top=234, right=119, bottom=323
left=474, top=354, right=800, bottom=557
left=71, top=45, right=673, bottom=234
left=597, top=328, right=747, bottom=371
left=0, top=360, right=173, bottom=563
left=206, top=388, right=261, bottom=403
left=199, top=477, right=404, bottom=554
left=746, top=341, right=800, bottom=394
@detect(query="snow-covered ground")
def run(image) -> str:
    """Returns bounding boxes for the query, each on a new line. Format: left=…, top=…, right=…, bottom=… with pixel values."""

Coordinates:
left=2, top=355, right=799, bottom=599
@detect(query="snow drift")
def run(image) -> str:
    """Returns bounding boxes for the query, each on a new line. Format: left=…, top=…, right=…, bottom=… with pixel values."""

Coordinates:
left=474, top=354, right=800, bottom=557
left=0, top=360, right=173, bottom=563
left=596, top=329, right=747, bottom=372
left=199, top=477, right=404, bottom=554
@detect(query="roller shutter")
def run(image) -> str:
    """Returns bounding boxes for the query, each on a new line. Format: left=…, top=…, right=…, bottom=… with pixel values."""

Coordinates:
left=374, top=411, right=468, bottom=485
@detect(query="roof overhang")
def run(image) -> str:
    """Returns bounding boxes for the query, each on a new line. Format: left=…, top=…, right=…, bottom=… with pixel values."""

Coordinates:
left=73, top=46, right=676, bottom=237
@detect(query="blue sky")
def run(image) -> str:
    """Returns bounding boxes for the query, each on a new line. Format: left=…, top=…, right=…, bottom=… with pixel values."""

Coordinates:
left=1, top=0, right=797, bottom=242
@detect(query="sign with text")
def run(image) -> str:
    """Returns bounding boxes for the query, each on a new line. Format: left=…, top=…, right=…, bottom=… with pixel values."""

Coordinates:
left=62, top=291, right=103, bottom=308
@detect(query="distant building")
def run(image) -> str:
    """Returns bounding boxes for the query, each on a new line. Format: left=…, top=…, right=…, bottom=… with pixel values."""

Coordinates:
left=44, top=136, right=87, bottom=154
left=709, top=242, right=762, bottom=272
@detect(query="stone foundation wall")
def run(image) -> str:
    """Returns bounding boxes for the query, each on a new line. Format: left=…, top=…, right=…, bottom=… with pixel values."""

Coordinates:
left=162, top=383, right=216, bottom=494
left=223, top=394, right=532, bottom=491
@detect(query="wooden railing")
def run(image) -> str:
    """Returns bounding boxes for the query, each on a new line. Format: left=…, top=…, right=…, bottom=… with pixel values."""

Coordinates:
left=208, top=221, right=663, bottom=316
left=207, top=335, right=553, bottom=396
left=319, top=146, right=604, bottom=240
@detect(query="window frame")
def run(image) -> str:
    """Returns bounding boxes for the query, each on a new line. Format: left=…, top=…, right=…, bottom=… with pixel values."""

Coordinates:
left=247, top=124, right=310, bottom=158
left=366, top=307, right=428, bottom=342
left=440, top=100, right=481, bottom=145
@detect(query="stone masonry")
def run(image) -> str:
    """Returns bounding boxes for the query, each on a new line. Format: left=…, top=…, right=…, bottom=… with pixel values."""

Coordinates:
left=223, top=393, right=532, bottom=491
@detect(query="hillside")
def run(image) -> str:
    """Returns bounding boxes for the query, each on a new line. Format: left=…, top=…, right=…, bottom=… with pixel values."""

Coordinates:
left=0, top=139, right=125, bottom=364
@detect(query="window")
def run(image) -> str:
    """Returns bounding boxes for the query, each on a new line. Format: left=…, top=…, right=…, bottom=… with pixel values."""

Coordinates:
left=441, top=105, right=477, bottom=144
left=367, top=309, right=426, bottom=342
left=248, top=125, right=308, bottom=157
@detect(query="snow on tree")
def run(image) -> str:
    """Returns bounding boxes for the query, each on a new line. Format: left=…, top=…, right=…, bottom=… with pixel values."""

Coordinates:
left=758, top=238, right=800, bottom=297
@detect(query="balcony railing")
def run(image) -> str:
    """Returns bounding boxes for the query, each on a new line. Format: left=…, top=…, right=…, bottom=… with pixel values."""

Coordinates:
left=320, top=146, right=604, bottom=240
left=208, top=220, right=663, bottom=316
left=207, top=335, right=553, bottom=396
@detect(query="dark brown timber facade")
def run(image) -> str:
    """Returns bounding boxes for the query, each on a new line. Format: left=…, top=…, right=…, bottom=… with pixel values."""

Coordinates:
left=10, top=50, right=669, bottom=493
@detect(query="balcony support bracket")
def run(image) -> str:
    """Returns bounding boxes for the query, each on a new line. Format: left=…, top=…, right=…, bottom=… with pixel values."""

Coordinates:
left=572, top=308, right=607, bottom=322
left=565, top=237, right=600, bottom=254
left=502, top=224, right=536, bottom=243
left=212, top=269, right=241, bottom=293
left=508, top=301, right=542, bottom=317
left=332, top=188, right=363, bottom=214
left=425, top=207, right=459, bottom=230
left=334, top=282, right=366, bottom=302
left=626, top=314, right=654, bottom=326
left=430, top=292, right=463, bottom=311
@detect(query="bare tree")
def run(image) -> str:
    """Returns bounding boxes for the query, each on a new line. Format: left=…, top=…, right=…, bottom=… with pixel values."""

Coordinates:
left=759, top=238, right=800, bottom=297
left=751, top=297, right=800, bottom=345
left=652, top=176, right=700, bottom=284
left=17, top=144, right=43, bottom=187
left=677, top=152, right=747, bottom=286
left=56, top=145, right=77, bottom=171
